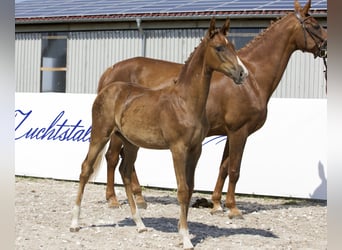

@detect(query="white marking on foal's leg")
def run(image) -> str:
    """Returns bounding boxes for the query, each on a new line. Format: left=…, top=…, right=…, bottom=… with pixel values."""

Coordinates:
left=179, top=228, right=194, bottom=250
left=133, top=210, right=147, bottom=233
left=70, top=205, right=81, bottom=232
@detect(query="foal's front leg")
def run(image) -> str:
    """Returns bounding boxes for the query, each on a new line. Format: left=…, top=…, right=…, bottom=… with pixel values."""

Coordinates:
left=171, top=144, right=201, bottom=250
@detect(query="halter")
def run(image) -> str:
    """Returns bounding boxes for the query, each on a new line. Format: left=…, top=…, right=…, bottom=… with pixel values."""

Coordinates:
left=296, top=13, right=327, bottom=82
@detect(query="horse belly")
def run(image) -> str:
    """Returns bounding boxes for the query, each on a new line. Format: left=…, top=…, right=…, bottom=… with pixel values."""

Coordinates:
left=120, top=123, right=168, bottom=149
left=121, top=129, right=168, bottom=149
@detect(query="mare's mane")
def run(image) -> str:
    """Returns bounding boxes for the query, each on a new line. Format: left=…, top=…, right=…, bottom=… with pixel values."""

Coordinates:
left=238, top=12, right=292, bottom=54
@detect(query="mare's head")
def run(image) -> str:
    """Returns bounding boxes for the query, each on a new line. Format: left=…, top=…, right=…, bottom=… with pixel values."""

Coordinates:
left=293, top=0, right=327, bottom=58
left=204, top=17, right=248, bottom=84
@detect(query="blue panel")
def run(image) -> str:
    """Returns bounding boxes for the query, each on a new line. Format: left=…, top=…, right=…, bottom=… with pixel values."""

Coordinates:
left=15, top=0, right=327, bottom=18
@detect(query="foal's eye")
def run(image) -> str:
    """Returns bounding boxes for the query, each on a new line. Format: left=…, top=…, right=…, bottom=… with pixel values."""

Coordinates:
left=215, top=46, right=225, bottom=52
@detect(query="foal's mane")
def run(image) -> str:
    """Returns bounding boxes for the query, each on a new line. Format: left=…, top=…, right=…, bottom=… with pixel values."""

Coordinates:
left=238, top=12, right=292, bottom=54
left=178, top=28, right=222, bottom=81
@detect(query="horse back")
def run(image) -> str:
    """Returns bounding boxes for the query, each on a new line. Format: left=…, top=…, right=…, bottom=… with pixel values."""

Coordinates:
left=97, top=57, right=182, bottom=93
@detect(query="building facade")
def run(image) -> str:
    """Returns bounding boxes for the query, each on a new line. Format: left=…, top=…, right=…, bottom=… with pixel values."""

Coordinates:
left=15, top=0, right=327, bottom=98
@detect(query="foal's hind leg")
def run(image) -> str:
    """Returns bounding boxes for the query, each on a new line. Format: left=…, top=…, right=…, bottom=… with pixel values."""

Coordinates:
left=105, top=134, right=123, bottom=208
left=70, top=138, right=109, bottom=232
left=131, top=162, right=147, bottom=209
left=106, top=135, right=147, bottom=209
left=119, top=142, right=147, bottom=233
left=70, top=102, right=114, bottom=232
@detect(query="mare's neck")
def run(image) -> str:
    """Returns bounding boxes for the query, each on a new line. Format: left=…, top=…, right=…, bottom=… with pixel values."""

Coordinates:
left=239, top=13, right=299, bottom=101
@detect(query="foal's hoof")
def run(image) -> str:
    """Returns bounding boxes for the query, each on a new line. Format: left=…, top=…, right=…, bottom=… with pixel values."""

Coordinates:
left=137, top=227, right=148, bottom=233
left=69, top=226, right=80, bottom=232
left=136, top=201, right=148, bottom=209
left=135, top=195, right=147, bottom=209
left=210, top=204, right=224, bottom=215
left=228, top=208, right=244, bottom=219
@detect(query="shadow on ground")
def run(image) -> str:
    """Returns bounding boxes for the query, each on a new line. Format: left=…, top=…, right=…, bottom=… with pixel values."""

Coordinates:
left=138, top=194, right=326, bottom=216
left=82, top=216, right=277, bottom=247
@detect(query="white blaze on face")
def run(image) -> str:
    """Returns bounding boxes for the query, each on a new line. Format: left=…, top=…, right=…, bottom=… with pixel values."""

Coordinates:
left=237, top=56, right=249, bottom=78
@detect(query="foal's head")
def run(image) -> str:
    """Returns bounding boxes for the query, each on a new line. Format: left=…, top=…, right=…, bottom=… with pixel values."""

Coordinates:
left=293, top=0, right=327, bottom=58
left=204, top=18, right=248, bottom=84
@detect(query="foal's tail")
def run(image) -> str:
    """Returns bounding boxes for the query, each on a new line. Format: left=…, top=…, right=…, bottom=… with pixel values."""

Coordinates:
left=89, top=142, right=109, bottom=182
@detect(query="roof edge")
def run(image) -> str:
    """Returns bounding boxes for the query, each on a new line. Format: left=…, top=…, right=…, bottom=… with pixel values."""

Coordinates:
left=15, top=10, right=327, bottom=25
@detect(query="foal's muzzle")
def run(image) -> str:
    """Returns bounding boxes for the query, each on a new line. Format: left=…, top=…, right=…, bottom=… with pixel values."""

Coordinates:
left=233, top=65, right=248, bottom=85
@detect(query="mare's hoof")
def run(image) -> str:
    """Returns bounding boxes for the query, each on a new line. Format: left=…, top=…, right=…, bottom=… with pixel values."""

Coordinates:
left=107, top=197, right=121, bottom=208
left=228, top=208, right=244, bottom=219
left=69, top=226, right=80, bottom=232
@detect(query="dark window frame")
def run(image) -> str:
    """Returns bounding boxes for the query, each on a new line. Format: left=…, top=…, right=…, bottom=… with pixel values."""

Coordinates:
left=40, top=32, right=67, bottom=93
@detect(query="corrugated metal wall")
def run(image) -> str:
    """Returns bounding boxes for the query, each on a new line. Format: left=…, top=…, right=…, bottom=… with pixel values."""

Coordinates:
left=15, top=33, right=41, bottom=92
left=66, top=29, right=204, bottom=93
left=273, top=51, right=327, bottom=98
left=15, top=29, right=327, bottom=98
left=145, top=29, right=205, bottom=63
left=67, top=30, right=141, bottom=93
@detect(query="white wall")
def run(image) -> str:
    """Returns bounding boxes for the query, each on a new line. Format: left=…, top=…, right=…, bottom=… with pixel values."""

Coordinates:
left=15, top=93, right=327, bottom=200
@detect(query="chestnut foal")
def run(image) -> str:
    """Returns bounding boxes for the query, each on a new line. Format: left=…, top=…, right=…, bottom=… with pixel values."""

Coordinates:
left=70, top=18, right=247, bottom=249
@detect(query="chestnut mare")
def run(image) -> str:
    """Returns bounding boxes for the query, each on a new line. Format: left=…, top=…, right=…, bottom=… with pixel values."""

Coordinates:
left=70, top=18, right=248, bottom=249
left=98, top=0, right=327, bottom=219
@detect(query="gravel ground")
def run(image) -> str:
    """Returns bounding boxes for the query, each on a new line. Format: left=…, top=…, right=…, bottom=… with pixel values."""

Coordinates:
left=15, top=176, right=327, bottom=250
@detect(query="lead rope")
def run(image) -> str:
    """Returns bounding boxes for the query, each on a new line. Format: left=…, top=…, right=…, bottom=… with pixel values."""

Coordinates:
left=323, top=56, right=327, bottom=93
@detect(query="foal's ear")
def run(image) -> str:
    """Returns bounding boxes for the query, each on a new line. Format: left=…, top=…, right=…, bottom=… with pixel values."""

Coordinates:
left=220, top=18, right=230, bottom=36
left=207, top=17, right=216, bottom=38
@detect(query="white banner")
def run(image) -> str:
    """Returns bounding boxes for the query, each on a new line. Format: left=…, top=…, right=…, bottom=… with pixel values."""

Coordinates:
left=15, top=93, right=327, bottom=199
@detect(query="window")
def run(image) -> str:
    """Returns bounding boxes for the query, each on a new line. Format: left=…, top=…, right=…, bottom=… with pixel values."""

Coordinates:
left=229, top=28, right=263, bottom=50
left=40, top=32, right=67, bottom=92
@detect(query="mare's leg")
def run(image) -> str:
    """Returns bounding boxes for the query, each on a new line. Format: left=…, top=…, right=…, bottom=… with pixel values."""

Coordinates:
left=225, top=132, right=247, bottom=219
left=171, top=144, right=201, bottom=250
left=119, top=143, right=147, bottom=233
left=105, top=134, right=122, bottom=207
left=211, top=131, right=247, bottom=219
left=211, top=139, right=229, bottom=214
